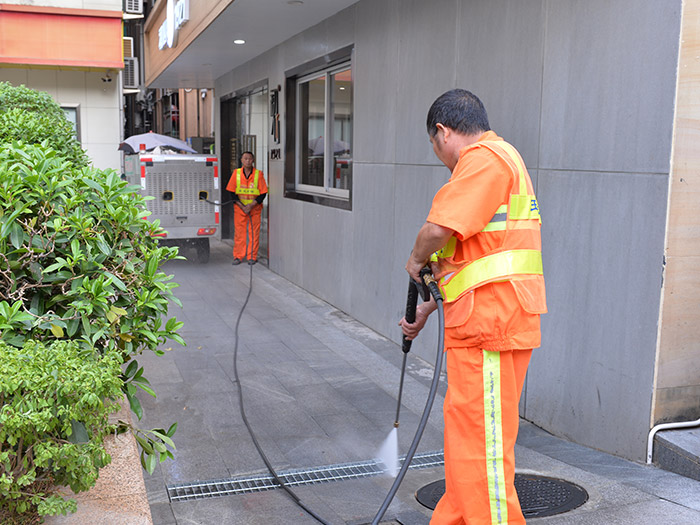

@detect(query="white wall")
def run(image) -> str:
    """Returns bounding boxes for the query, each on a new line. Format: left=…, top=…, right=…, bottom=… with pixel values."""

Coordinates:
left=0, top=68, right=122, bottom=170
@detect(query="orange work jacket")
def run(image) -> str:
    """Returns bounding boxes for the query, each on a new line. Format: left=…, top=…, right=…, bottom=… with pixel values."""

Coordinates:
left=226, top=168, right=267, bottom=205
left=427, top=131, right=546, bottom=350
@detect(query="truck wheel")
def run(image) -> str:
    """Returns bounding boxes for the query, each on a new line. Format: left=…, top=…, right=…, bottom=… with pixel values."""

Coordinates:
left=195, top=239, right=210, bottom=264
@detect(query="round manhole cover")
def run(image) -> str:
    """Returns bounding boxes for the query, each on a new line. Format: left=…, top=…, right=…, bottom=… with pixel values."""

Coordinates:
left=415, top=474, right=588, bottom=518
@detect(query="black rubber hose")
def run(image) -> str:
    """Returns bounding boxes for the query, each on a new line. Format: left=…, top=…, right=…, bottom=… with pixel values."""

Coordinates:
left=231, top=212, right=331, bottom=525
left=372, top=280, right=444, bottom=525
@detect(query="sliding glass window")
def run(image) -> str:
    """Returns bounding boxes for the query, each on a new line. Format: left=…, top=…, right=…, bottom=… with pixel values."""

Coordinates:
left=296, top=61, right=352, bottom=199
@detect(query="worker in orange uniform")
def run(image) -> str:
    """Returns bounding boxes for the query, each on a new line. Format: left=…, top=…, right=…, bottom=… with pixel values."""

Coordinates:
left=400, top=89, right=546, bottom=525
left=226, top=151, right=268, bottom=265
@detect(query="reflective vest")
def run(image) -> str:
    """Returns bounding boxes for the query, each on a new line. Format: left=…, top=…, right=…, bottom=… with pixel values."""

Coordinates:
left=234, top=168, right=261, bottom=205
left=433, top=140, right=546, bottom=309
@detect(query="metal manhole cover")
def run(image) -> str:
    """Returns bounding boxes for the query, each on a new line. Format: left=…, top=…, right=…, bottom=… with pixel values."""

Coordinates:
left=415, top=474, right=588, bottom=518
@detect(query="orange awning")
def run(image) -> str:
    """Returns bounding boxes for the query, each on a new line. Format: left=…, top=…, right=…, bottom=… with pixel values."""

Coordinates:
left=0, top=4, right=123, bottom=70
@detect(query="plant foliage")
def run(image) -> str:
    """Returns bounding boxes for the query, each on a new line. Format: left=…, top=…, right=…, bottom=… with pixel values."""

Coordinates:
left=0, top=82, right=87, bottom=167
left=0, top=95, right=185, bottom=518
left=0, top=340, right=122, bottom=518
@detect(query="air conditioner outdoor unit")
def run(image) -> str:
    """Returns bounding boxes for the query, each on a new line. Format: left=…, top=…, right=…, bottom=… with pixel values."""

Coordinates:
left=123, top=57, right=139, bottom=89
left=123, top=37, right=134, bottom=59
left=124, top=0, right=143, bottom=15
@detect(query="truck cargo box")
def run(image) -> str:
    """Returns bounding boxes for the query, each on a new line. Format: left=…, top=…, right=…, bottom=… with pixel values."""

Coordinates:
left=124, top=153, right=220, bottom=263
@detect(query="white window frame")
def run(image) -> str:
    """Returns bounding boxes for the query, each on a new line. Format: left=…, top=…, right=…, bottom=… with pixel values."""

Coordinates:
left=61, top=104, right=81, bottom=143
left=295, top=60, right=352, bottom=200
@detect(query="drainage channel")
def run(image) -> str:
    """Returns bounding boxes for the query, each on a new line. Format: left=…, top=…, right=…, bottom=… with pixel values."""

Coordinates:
left=167, top=450, right=445, bottom=502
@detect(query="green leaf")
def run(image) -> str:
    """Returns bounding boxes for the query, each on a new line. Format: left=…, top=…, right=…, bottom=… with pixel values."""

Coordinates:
left=144, top=452, right=157, bottom=475
left=134, top=381, right=157, bottom=398
left=150, top=430, right=175, bottom=449
left=135, top=435, right=154, bottom=455
left=166, top=422, right=178, bottom=437
left=124, top=360, right=138, bottom=379
left=102, top=271, right=126, bottom=291
left=50, top=324, right=64, bottom=338
left=9, top=222, right=23, bottom=249
left=147, top=256, right=158, bottom=278
left=67, top=420, right=90, bottom=444
left=83, top=177, right=103, bottom=193
left=127, top=392, right=143, bottom=420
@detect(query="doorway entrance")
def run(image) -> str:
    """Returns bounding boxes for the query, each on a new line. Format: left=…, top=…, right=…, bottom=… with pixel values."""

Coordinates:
left=220, top=83, right=269, bottom=263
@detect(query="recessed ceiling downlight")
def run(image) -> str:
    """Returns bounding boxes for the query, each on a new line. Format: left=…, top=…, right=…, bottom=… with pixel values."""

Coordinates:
left=233, top=39, right=245, bottom=45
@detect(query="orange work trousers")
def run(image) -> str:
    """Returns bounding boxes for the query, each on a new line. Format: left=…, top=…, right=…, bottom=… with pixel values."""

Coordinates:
left=431, top=347, right=532, bottom=525
left=233, top=204, right=262, bottom=261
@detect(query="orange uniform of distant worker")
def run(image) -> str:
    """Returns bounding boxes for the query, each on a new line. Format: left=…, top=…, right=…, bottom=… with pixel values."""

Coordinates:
left=226, top=151, right=268, bottom=265
left=402, top=89, right=546, bottom=525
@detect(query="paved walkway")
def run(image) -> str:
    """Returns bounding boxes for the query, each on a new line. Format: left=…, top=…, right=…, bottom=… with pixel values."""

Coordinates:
left=138, top=239, right=700, bottom=525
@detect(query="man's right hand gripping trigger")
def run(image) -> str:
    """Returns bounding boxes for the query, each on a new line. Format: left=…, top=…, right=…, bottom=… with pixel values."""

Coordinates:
left=398, top=263, right=440, bottom=341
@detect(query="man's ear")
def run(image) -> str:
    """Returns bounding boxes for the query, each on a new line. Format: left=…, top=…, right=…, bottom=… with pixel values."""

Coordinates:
left=436, top=123, right=450, bottom=142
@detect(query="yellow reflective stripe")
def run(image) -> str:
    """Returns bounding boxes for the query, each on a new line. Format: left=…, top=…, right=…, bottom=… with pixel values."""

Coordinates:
left=440, top=249, right=543, bottom=302
left=509, top=194, right=541, bottom=221
left=436, top=236, right=457, bottom=258
left=481, top=222, right=506, bottom=232
left=483, top=350, right=508, bottom=525
left=498, top=141, right=527, bottom=196
left=236, top=169, right=261, bottom=203
left=481, top=204, right=509, bottom=232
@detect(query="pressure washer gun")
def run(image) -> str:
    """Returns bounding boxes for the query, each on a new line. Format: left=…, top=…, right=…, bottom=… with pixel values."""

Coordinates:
left=395, top=267, right=436, bottom=428
left=374, top=267, right=443, bottom=525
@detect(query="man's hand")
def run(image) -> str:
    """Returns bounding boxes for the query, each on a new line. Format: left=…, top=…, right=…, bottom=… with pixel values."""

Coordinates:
left=405, top=251, right=426, bottom=283
left=398, top=298, right=437, bottom=340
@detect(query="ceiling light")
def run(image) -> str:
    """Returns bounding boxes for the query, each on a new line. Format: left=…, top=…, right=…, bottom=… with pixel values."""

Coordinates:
left=287, top=1, right=304, bottom=5
left=233, top=39, right=245, bottom=45
left=339, top=87, right=346, bottom=90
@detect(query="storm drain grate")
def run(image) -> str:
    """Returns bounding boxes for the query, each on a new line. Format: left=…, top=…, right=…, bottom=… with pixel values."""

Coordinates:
left=167, top=451, right=445, bottom=502
left=415, top=475, right=588, bottom=518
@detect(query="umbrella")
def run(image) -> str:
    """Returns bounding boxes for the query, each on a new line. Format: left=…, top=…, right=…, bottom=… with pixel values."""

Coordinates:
left=308, top=136, right=350, bottom=156
left=118, top=131, right=197, bottom=154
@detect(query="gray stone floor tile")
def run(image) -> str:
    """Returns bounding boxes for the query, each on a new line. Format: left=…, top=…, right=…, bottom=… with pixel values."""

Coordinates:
left=533, top=498, right=700, bottom=524
left=138, top=240, right=700, bottom=525
left=160, top=444, right=230, bottom=485
left=148, top=502, right=176, bottom=525
left=286, top=382, right=362, bottom=416
left=270, top=361, right=329, bottom=390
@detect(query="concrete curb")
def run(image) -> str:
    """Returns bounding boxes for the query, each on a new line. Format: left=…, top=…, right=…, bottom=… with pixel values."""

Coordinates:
left=44, top=402, right=153, bottom=524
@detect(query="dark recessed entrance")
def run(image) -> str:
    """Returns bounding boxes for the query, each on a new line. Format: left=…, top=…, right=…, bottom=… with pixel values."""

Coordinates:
left=415, top=475, right=588, bottom=518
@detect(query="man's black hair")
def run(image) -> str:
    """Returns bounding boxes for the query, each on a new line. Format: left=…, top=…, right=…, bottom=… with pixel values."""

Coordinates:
left=426, top=89, right=490, bottom=138
left=241, top=151, right=255, bottom=159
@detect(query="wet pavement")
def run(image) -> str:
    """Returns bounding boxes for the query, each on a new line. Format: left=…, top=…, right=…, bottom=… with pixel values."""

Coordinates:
left=137, top=239, right=700, bottom=525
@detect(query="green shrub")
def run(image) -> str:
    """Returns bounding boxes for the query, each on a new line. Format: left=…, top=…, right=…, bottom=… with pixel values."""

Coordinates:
left=0, top=142, right=183, bottom=471
left=0, top=340, right=123, bottom=519
left=0, top=82, right=87, bottom=167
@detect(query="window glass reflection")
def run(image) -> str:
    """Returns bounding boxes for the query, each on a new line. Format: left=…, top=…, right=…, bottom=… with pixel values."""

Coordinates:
left=300, top=75, right=325, bottom=187
left=330, top=68, right=352, bottom=190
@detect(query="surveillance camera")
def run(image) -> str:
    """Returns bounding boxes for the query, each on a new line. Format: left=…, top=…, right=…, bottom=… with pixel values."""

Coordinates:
left=101, top=74, right=112, bottom=83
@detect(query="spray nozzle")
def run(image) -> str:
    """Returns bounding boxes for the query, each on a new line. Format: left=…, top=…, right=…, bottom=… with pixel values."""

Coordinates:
left=419, top=267, right=443, bottom=303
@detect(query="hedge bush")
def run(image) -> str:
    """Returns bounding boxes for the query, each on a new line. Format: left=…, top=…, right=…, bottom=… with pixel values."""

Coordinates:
left=0, top=82, right=87, bottom=167
left=0, top=83, right=185, bottom=520
left=0, top=340, right=123, bottom=520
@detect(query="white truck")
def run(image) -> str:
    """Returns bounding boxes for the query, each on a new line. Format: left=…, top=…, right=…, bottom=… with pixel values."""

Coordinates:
left=124, top=153, right=220, bottom=263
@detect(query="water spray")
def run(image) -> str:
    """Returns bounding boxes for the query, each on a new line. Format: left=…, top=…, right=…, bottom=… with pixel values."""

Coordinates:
left=372, top=269, right=444, bottom=525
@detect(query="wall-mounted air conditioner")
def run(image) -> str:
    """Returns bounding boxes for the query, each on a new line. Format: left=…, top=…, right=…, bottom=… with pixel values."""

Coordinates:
left=124, top=0, right=143, bottom=15
left=123, top=57, right=140, bottom=89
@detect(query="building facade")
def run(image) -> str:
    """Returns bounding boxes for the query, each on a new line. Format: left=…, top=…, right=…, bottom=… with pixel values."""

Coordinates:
left=143, top=0, right=700, bottom=463
left=0, top=0, right=125, bottom=169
